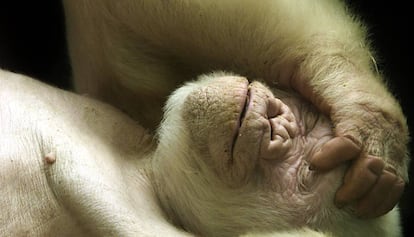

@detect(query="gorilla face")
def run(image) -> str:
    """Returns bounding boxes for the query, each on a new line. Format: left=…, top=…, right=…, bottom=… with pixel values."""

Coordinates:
left=181, top=74, right=336, bottom=189
left=153, top=73, right=347, bottom=235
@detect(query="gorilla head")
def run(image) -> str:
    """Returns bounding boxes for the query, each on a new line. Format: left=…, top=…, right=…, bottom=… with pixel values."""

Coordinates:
left=152, top=72, right=350, bottom=236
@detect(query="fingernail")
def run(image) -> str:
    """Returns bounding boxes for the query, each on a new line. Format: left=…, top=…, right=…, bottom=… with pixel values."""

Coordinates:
left=313, top=147, right=322, bottom=157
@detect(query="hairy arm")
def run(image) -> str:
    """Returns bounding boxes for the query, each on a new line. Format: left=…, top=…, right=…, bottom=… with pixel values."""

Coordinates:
left=134, top=0, right=409, bottom=217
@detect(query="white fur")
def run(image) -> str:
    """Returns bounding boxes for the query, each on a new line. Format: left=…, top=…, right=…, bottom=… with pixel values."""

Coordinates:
left=1, top=0, right=409, bottom=236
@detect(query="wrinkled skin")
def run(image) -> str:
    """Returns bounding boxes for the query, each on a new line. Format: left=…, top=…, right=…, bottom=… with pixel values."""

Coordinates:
left=62, top=0, right=410, bottom=219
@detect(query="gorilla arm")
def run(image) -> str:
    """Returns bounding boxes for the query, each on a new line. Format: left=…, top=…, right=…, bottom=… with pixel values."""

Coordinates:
left=63, top=0, right=408, bottom=217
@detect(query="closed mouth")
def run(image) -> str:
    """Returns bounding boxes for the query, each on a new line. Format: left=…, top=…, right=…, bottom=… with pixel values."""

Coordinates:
left=230, top=87, right=251, bottom=159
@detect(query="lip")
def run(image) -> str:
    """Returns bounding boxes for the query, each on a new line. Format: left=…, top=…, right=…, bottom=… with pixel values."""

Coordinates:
left=230, top=87, right=251, bottom=157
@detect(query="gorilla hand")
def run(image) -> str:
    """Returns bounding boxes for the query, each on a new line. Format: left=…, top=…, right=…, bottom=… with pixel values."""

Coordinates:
left=297, top=62, right=410, bottom=218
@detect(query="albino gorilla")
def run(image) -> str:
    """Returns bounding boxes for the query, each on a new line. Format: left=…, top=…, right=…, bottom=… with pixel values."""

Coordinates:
left=62, top=0, right=410, bottom=225
left=0, top=70, right=403, bottom=236
left=0, top=0, right=411, bottom=236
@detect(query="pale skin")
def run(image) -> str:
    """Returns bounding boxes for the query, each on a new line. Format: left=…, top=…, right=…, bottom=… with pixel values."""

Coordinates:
left=62, top=0, right=409, bottom=219
left=0, top=70, right=191, bottom=237
left=0, top=70, right=403, bottom=236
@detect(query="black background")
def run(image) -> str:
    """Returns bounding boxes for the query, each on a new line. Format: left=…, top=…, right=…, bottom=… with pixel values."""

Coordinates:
left=0, top=1, right=412, bottom=236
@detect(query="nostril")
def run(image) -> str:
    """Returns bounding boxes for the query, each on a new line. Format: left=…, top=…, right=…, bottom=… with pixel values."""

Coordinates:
left=260, top=131, right=292, bottom=160
left=261, top=115, right=297, bottom=161
left=270, top=117, right=290, bottom=141
left=266, top=97, right=298, bottom=139
left=261, top=98, right=298, bottom=160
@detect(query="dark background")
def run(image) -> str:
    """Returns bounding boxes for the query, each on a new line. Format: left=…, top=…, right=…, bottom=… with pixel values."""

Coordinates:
left=0, top=1, right=412, bottom=235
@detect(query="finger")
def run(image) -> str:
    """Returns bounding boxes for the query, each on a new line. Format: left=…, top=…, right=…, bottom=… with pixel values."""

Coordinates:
left=352, top=170, right=398, bottom=218
left=310, top=136, right=361, bottom=171
left=370, top=176, right=405, bottom=218
left=335, top=156, right=385, bottom=207
left=372, top=179, right=405, bottom=217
